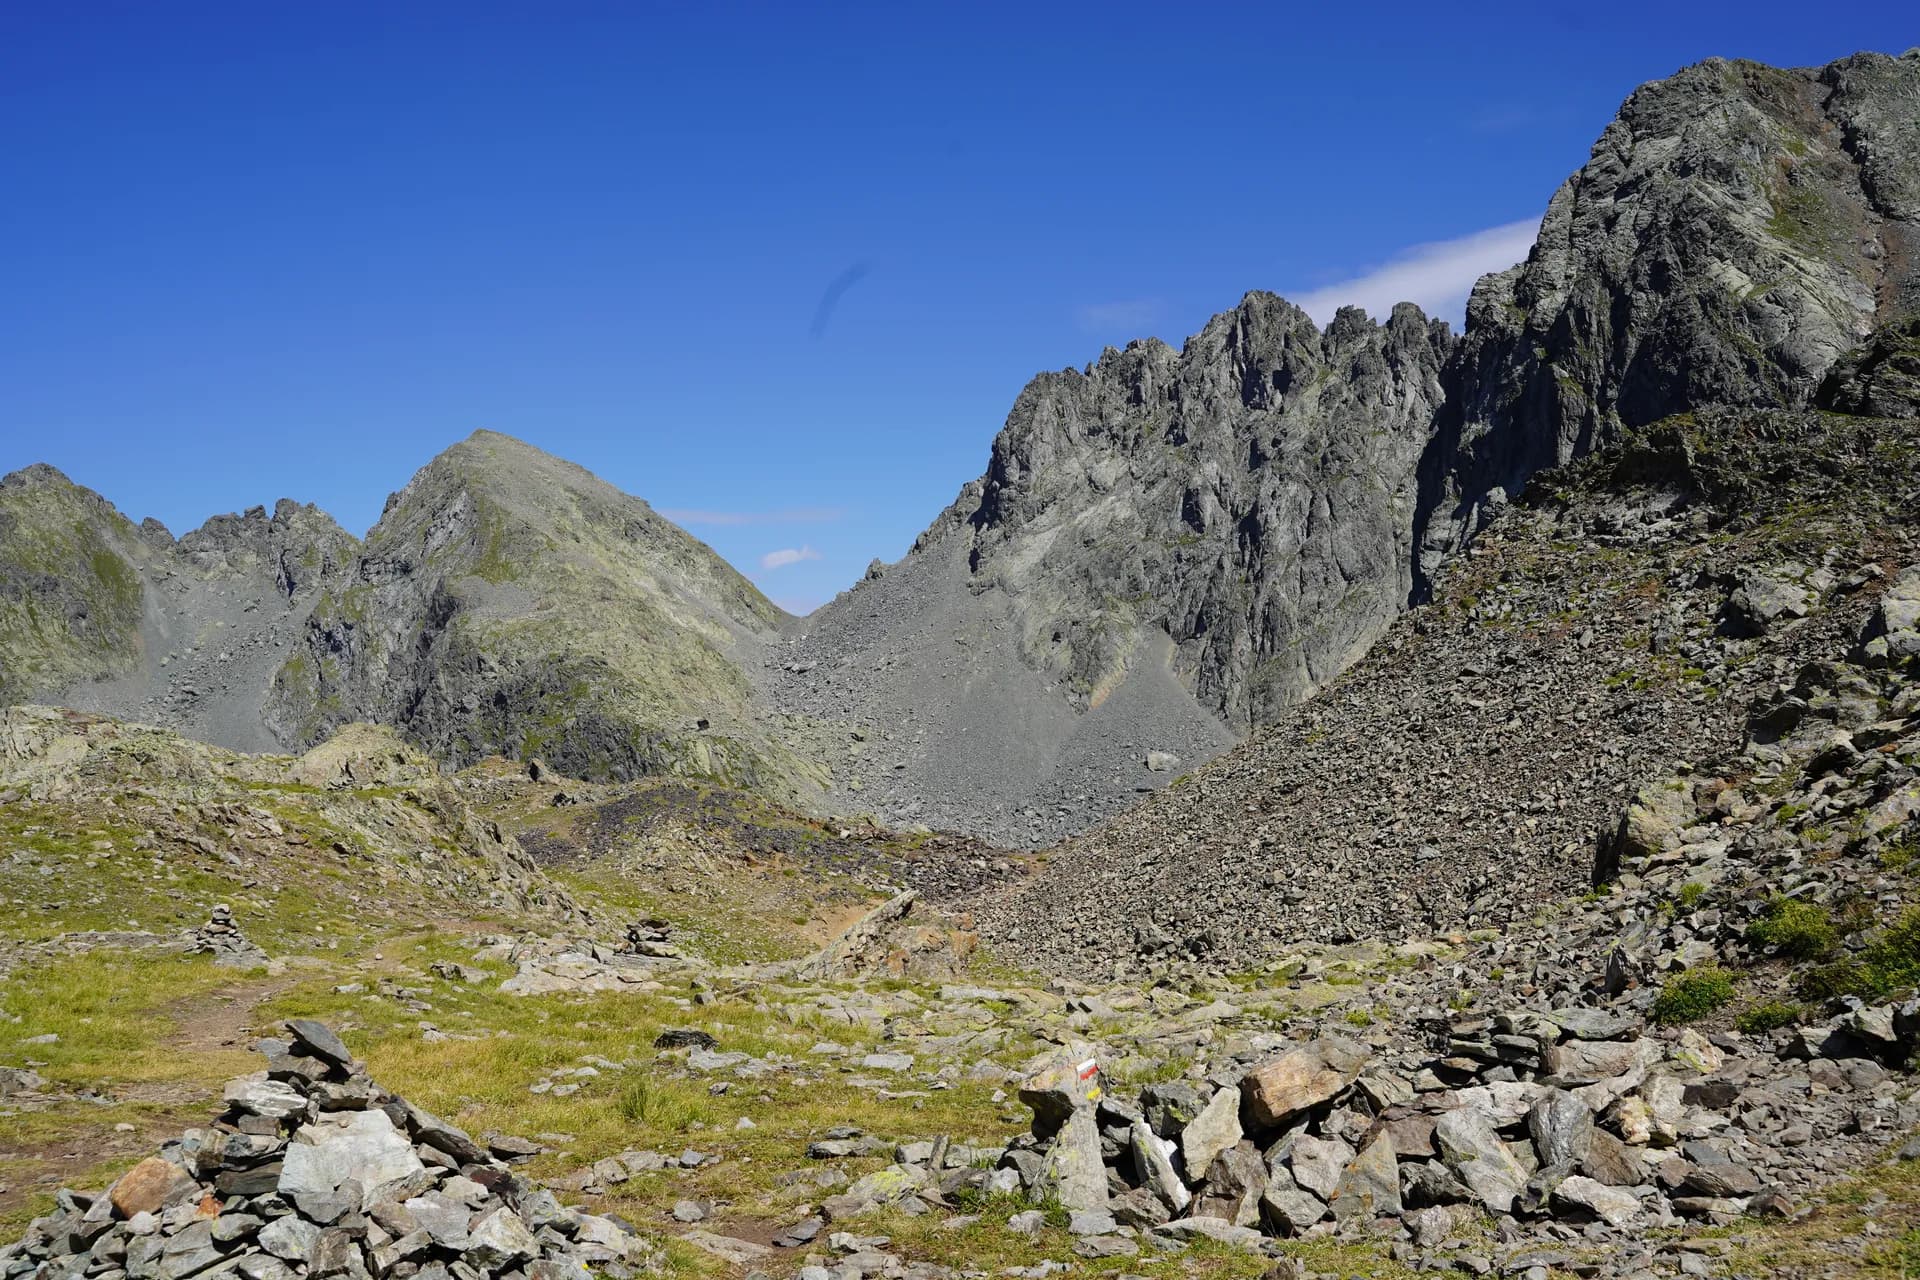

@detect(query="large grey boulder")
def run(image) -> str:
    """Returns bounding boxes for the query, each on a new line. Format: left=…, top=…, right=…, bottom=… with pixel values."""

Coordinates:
left=1527, top=1089, right=1595, bottom=1167
left=1191, top=1143, right=1267, bottom=1227
left=1433, top=1108, right=1530, bottom=1215
left=1128, top=1122, right=1191, bottom=1213
left=1034, top=1109, right=1107, bottom=1212
left=1329, top=1134, right=1401, bottom=1223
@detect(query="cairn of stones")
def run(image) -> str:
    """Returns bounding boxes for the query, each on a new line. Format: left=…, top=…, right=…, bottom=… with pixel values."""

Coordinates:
left=189, top=907, right=268, bottom=970
left=0, top=1021, right=653, bottom=1280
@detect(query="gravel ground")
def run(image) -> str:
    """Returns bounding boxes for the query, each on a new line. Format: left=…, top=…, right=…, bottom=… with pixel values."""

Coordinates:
left=759, top=528, right=1235, bottom=848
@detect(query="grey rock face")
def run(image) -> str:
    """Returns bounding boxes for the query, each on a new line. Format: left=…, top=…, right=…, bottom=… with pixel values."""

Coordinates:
left=1421, top=51, right=1920, bottom=582
left=770, top=296, right=1451, bottom=842
left=1820, top=314, right=1920, bottom=418
left=951, top=296, right=1452, bottom=729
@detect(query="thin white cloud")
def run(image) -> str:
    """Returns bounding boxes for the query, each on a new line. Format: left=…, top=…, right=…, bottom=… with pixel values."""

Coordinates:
left=1290, top=219, right=1540, bottom=328
left=1075, top=299, right=1161, bottom=333
left=760, top=545, right=822, bottom=570
left=660, top=506, right=844, bottom=527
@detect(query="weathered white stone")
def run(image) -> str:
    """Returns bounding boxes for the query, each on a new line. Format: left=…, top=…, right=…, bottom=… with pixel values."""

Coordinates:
left=280, top=1110, right=425, bottom=1210
left=1552, top=1175, right=1641, bottom=1227
left=466, top=1207, right=537, bottom=1267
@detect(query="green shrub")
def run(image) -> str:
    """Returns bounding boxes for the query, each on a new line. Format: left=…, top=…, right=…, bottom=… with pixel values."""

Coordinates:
left=1799, top=907, right=1920, bottom=1001
left=1676, top=882, right=1707, bottom=910
left=1800, top=960, right=1867, bottom=1001
left=1653, top=965, right=1736, bottom=1024
left=1735, top=999, right=1803, bottom=1034
left=1745, top=897, right=1838, bottom=959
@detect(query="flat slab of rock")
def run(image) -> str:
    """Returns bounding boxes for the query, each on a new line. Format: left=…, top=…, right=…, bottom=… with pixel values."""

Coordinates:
left=1129, top=1121, right=1190, bottom=1213
left=1151, top=1216, right=1263, bottom=1252
left=1178, top=1087, right=1243, bottom=1180
left=1329, top=1133, right=1401, bottom=1223
left=680, top=1231, right=772, bottom=1265
left=1239, top=1037, right=1369, bottom=1129
left=1036, top=1108, right=1108, bottom=1212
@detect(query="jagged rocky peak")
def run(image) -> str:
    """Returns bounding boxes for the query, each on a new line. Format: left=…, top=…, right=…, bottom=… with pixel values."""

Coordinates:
left=935, top=291, right=1454, bottom=727
left=1422, top=49, right=1920, bottom=580
left=174, top=498, right=358, bottom=597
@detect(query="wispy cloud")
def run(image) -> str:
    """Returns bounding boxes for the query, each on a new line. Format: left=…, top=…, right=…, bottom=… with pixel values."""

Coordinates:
left=1290, top=219, right=1540, bottom=327
left=760, top=545, right=822, bottom=570
left=1075, top=299, right=1161, bottom=333
left=660, top=506, right=845, bottom=527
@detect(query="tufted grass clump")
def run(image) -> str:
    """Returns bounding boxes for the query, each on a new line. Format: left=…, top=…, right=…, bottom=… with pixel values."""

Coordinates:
left=1745, top=896, right=1838, bottom=959
left=1653, top=965, right=1736, bottom=1024
left=1735, top=999, right=1804, bottom=1035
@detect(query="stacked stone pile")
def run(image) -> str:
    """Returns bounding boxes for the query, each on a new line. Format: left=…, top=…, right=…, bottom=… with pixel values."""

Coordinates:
left=0, top=1022, right=656, bottom=1280
left=188, top=907, right=269, bottom=970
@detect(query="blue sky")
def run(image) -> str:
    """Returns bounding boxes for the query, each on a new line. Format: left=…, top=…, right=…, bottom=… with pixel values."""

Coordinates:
left=1, top=3, right=1910, bottom=613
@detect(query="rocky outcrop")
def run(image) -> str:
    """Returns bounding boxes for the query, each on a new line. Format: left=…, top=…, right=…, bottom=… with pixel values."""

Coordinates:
left=1420, top=50, right=1920, bottom=583
left=973, top=403, right=1920, bottom=975
left=767, top=297, right=1451, bottom=842
left=941, top=297, right=1452, bottom=728
left=1818, top=313, right=1920, bottom=417
left=0, top=704, right=582, bottom=928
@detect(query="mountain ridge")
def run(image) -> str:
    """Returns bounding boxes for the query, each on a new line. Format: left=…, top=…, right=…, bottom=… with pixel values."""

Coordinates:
left=4, top=48, right=1917, bottom=846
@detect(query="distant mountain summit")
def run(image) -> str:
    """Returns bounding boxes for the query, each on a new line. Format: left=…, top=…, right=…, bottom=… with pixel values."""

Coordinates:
left=4, top=49, right=1916, bottom=845
left=762, top=295, right=1452, bottom=843
left=0, top=462, right=354, bottom=751
left=262, top=429, right=815, bottom=793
